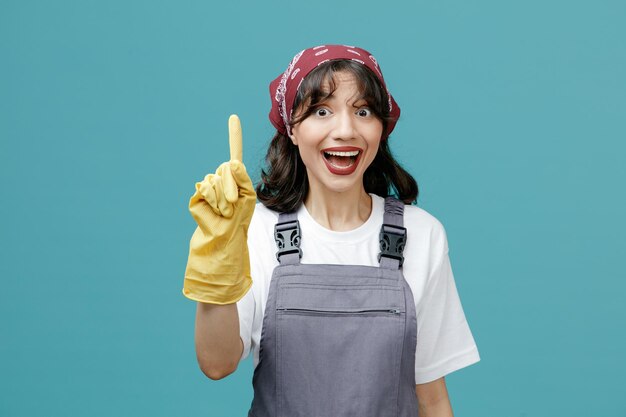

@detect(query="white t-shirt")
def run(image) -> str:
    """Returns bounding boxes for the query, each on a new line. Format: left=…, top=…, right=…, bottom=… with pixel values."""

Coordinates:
left=237, top=193, right=480, bottom=384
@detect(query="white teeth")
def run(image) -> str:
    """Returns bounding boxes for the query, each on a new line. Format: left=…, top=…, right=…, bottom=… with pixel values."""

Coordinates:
left=324, top=150, right=359, bottom=157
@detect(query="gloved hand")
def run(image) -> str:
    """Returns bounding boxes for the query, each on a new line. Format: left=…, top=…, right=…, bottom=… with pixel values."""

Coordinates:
left=182, top=114, right=257, bottom=304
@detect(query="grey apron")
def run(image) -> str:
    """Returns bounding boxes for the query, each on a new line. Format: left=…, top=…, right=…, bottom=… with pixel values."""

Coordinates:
left=248, top=197, right=419, bottom=417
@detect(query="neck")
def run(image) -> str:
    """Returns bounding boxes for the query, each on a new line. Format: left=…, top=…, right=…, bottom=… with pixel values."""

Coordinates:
left=304, top=186, right=372, bottom=232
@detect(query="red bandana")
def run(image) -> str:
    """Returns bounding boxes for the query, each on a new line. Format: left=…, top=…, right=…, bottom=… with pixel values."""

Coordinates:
left=268, top=45, right=400, bottom=139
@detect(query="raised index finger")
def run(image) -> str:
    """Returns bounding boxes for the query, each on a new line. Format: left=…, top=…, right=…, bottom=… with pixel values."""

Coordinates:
left=228, top=114, right=243, bottom=162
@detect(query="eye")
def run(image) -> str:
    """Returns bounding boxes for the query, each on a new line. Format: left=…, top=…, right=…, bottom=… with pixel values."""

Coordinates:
left=315, top=107, right=330, bottom=117
left=357, top=108, right=372, bottom=117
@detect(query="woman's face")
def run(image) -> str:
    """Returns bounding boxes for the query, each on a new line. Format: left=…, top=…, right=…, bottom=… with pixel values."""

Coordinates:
left=290, top=71, right=384, bottom=197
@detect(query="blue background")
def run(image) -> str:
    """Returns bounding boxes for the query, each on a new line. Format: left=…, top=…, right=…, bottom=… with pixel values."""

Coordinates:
left=2, top=0, right=625, bottom=416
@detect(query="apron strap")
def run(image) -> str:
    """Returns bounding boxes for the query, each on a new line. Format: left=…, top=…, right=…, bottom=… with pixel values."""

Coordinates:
left=275, top=197, right=406, bottom=268
left=275, top=211, right=302, bottom=265
left=378, top=197, right=407, bottom=270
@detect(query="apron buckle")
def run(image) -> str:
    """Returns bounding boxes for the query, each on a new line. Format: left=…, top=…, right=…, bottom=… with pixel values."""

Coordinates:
left=275, top=220, right=303, bottom=262
left=378, top=224, right=406, bottom=267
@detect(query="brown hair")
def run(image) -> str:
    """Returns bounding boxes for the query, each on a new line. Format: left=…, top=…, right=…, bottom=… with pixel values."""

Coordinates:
left=256, top=59, right=419, bottom=213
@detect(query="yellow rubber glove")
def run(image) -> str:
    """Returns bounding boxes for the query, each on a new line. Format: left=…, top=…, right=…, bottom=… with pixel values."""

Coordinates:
left=182, top=115, right=257, bottom=304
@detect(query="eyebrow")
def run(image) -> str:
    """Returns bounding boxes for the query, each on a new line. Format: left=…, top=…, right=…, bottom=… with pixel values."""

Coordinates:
left=315, top=92, right=369, bottom=104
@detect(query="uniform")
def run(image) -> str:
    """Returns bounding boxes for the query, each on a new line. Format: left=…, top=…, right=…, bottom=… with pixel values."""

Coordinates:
left=237, top=194, right=480, bottom=415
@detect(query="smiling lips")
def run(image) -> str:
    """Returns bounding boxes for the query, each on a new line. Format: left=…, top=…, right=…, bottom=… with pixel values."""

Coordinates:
left=321, top=146, right=363, bottom=175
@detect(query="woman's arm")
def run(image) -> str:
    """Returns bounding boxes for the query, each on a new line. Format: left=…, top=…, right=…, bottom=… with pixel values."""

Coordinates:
left=194, top=302, right=243, bottom=380
left=415, top=377, right=454, bottom=417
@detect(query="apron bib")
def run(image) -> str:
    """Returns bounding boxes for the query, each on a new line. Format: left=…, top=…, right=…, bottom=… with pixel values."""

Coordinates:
left=248, top=197, right=419, bottom=417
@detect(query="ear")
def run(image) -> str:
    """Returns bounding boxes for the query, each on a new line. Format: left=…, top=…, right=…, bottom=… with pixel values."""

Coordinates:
left=288, top=131, right=298, bottom=146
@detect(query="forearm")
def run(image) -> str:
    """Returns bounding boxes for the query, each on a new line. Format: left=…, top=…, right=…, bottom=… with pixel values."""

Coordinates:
left=417, top=398, right=454, bottom=417
left=415, top=377, right=454, bottom=417
left=194, top=302, right=242, bottom=380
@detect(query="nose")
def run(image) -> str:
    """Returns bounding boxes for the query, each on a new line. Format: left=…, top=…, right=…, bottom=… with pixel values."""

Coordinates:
left=331, top=110, right=357, bottom=141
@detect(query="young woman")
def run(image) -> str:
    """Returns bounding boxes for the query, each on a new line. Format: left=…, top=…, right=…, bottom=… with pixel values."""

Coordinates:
left=183, top=45, right=480, bottom=417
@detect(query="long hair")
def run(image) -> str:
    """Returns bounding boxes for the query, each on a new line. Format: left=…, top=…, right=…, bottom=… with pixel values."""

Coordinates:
left=256, top=60, right=418, bottom=213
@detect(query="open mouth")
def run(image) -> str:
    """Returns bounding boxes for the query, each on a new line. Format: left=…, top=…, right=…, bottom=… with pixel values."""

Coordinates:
left=320, top=148, right=362, bottom=175
left=323, top=150, right=360, bottom=168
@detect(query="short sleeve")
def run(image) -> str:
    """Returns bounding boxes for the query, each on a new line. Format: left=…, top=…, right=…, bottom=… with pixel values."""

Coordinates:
left=414, top=250, right=480, bottom=384
left=236, top=286, right=254, bottom=362
left=236, top=205, right=262, bottom=363
left=236, top=203, right=276, bottom=364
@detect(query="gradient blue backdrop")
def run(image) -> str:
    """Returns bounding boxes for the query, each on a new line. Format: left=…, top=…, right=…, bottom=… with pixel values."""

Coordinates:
left=2, top=1, right=625, bottom=416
